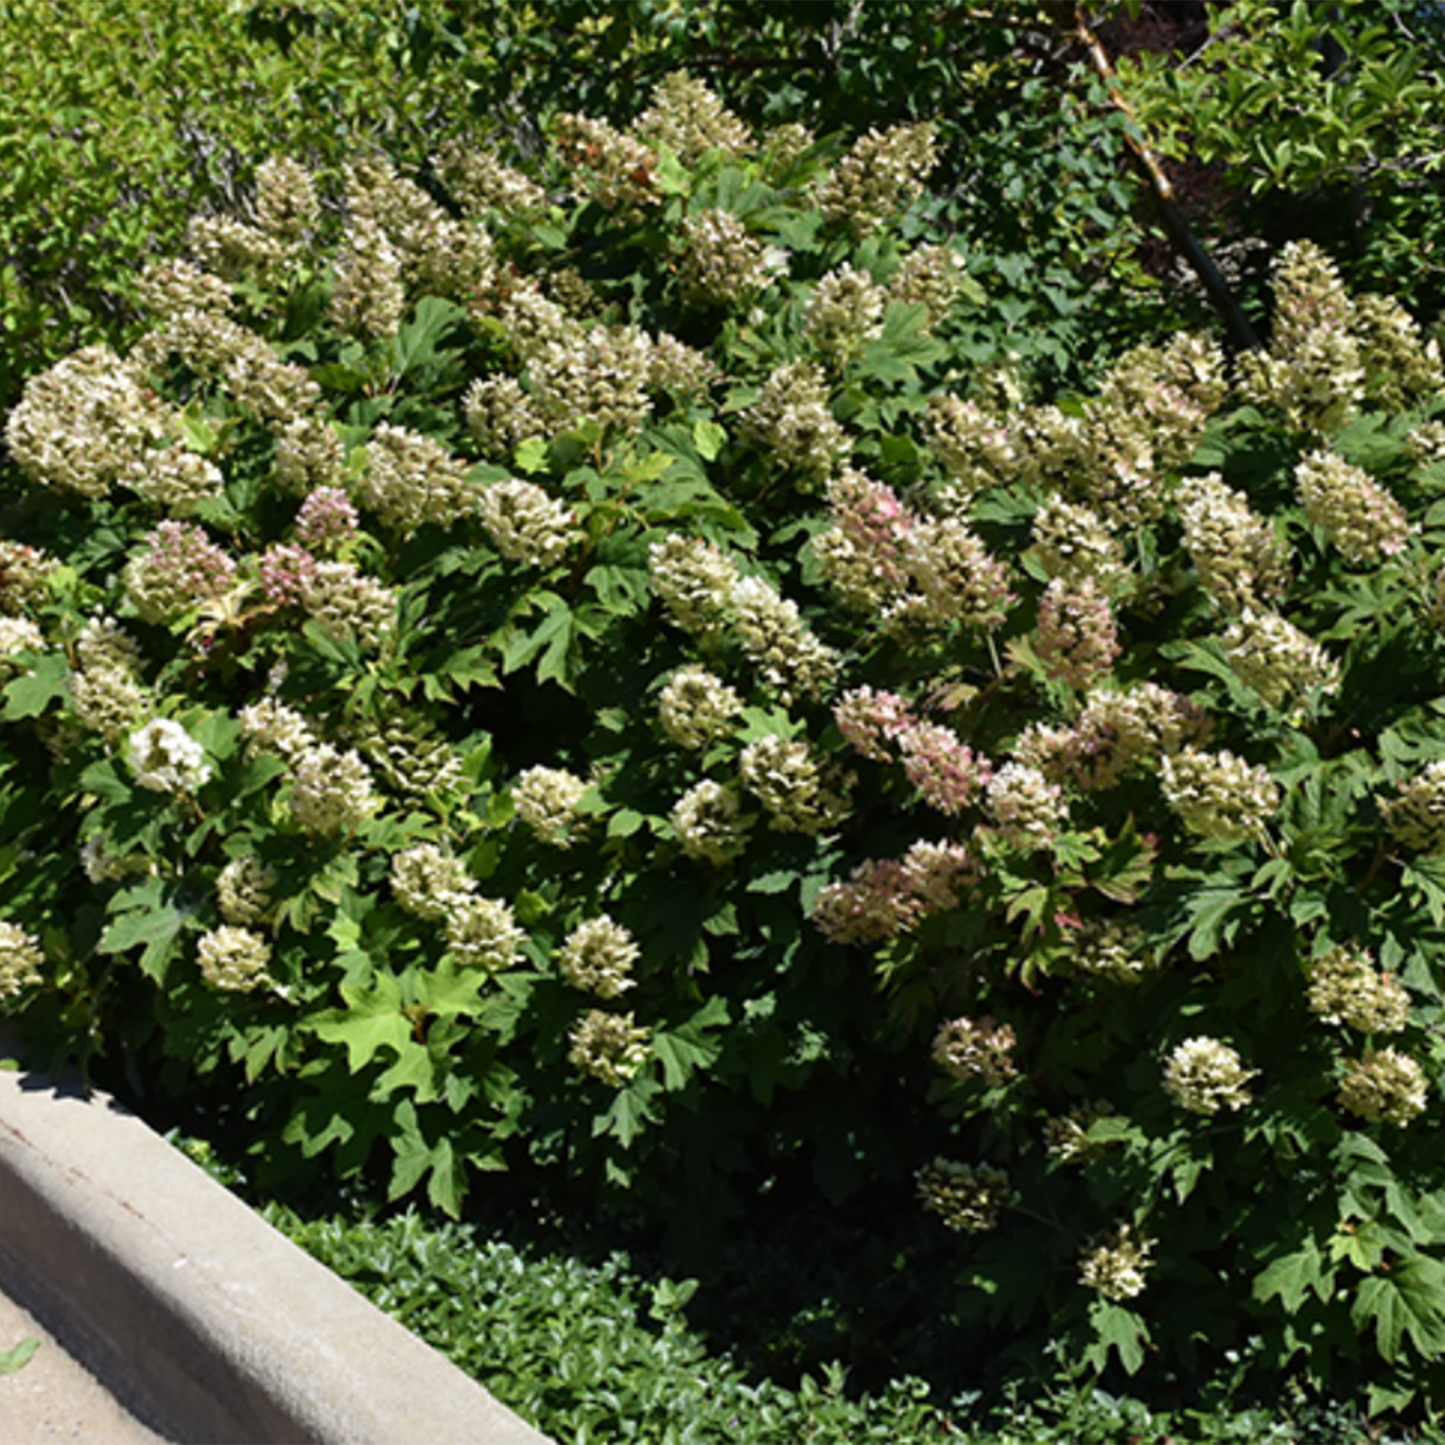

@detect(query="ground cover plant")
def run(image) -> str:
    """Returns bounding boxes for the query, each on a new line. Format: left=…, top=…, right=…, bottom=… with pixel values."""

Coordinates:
left=6, top=49, right=1445, bottom=1427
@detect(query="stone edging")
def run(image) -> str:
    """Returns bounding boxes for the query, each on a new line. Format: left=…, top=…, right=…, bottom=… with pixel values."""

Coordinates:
left=0, top=1034, right=553, bottom=1444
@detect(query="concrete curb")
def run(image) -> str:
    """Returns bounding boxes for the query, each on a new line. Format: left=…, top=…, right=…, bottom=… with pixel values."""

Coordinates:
left=0, top=1037, right=554, bottom=1444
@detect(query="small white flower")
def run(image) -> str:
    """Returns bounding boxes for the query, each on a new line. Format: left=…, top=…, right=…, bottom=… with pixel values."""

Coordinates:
left=128, top=718, right=211, bottom=794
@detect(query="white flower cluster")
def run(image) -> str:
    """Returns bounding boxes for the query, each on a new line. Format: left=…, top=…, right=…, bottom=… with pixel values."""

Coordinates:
left=670, top=780, right=749, bottom=866
left=915, top=1158, right=1008, bottom=1233
left=677, top=210, right=774, bottom=309
left=390, top=844, right=477, bottom=920
left=196, top=925, right=271, bottom=993
left=818, top=122, right=937, bottom=235
left=557, top=916, right=640, bottom=999
left=1072, top=918, right=1153, bottom=983
left=738, top=735, right=851, bottom=835
left=186, top=213, right=293, bottom=287
left=657, top=666, right=742, bottom=750
left=1013, top=682, right=1210, bottom=793
left=0, top=616, right=43, bottom=675
left=123, top=521, right=237, bottom=626
left=890, top=244, right=966, bottom=330
left=289, top=745, right=377, bottom=836
left=216, top=856, right=277, bottom=927
left=303, top=561, right=395, bottom=650
left=648, top=534, right=738, bottom=639
left=1078, top=1224, right=1156, bottom=1302
left=345, top=155, right=494, bottom=301
left=513, top=766, right=589, bottom=847
left=1030, top=496, right=1132, bottom=596
left=632, top=72, right=753, bottom=167
left=1177, top=473, right=1289, bottom=613
left=1160, top=746, right=1279, bottom=842
left=1236, top=240, right=1365, bottom=434
left=0, top=921, right=44, bottom=1002
left=128, top=718, right=211, bottom=794
left=434, top=140, right=548, bottom=218
left=444, top=897, right=526, bottom=972
left=253, top=155, right=319, bottom=245
left=140, top=309, right=319, bottom=425
left=567, top=1009, right=651, bottom=1086
left=6, top=345, right=175, bottom=498
left=739, top=360, right=850, bottom=485
left=804, top=263, right=886, bottom=367
left=1338, top=1048, right=1428, bottom=1127
left=476, top=479, right=575, bottom=568
left=985, top=763, right=1067, bottom=850
left=1221, top=610, right=1339, bottom=716
left=931, top=1017, right=1017, bottom=1088
left=728, top=575, right=838, bottom=703
left=1044, top=1101, right=1114, bottom=1166
left=133, top=260, right=232, bottom=322
left=359, top=424, right=475, bottom=535
left=1380, top=761, right=1445, bottom=854
left=462, top=375, right=545, bottom=461
left=1353, top=292, right=1445, bottom=408
left=238, top=699, right=315, bottom=761
left=1306, top=943, right=1410, bottom=1034
left=128, top=446, right=225, bottom=513
left=1163, top=1036, right=1256, bottom=1115
left=331, top=215, right=406, bottom=341
left=889, top=516, right=1013, bottom=631
left=1295, top=449, right=1411, bottom=565
left=0, top=540, right=57, bottom=613
left=526, top=323, right=655, bottom=436
left=275, top=417, right=347, bottom=495
left=924, top=394, right=1017, bottom=499
left=554, top=113, right=660, bottom=212
left=70, top=618, right=150, bottom=744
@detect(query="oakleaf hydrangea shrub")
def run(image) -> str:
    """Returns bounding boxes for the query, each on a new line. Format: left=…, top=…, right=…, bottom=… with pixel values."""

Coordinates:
left=4, top=75, right=1445, bottom=1408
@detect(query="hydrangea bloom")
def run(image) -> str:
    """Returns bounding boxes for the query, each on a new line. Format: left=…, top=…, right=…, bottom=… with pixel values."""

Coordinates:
left=557, top=916, right=640, bottom=999
left=1079, top=1224, right=1156, bottom=1302
left=567, top=1009, right=651, bottom=1086
left=1338, top=1048, right=1428, bottom=1126
left=1163, top=1036, right=1256, bottom=1115
left=196, top=925, right=271, bottom=992
left=1160, top=747, right=1279, bottom=841
left=0, top=921, right=44, bottom=1002
left=289, top=745, right=377, bottom=836
left=128, top=718, right=211, bottom=794
left=444, top=897, right=526, bottom=972
left=1379, top=762, right=1445, bottom=854
left=986, top=762, right=1067, bottom=849
left=657, top=665, right=742, bottom=750
left=216, top=857, right=277, bottom=927
left=476, top=479, right=575, bottom=568
left=391, top=844, right=477, bottom=921
left=513, top=766, right=589, bottom=847
left=738, top=735, right=851, bottom=835
left=1221, top=610, right=1339, bottom=716
left=915, top=1158, right=1008, bottom=1233
left=1295, top=450, right=1410, bottom=565
left=670, top=780, right=749, bottom=866
left=931, top=1017, right=1017, bottom=1088
left=1306, top=944, right=1410, bottom=1034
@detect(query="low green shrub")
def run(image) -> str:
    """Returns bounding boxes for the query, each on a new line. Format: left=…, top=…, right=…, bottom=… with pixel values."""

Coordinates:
left=5, top=66, right=1445, bottom=1416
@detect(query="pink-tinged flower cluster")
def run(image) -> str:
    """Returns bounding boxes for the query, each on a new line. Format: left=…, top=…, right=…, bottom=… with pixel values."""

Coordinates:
left=813, top=470, right=913, bottom=613
left=1033, top=577, right=1119, bottom=690
left=124, top=522, right=238, bottom=625
left=295, top=487, right=359, bottom=551
left=898, top=723, right=992, bottom=816
left=833, top=686, right=918, bottom=762
left=258, top=543, right=318, bottom=607
left=811, top=839, right=975, bottom=945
